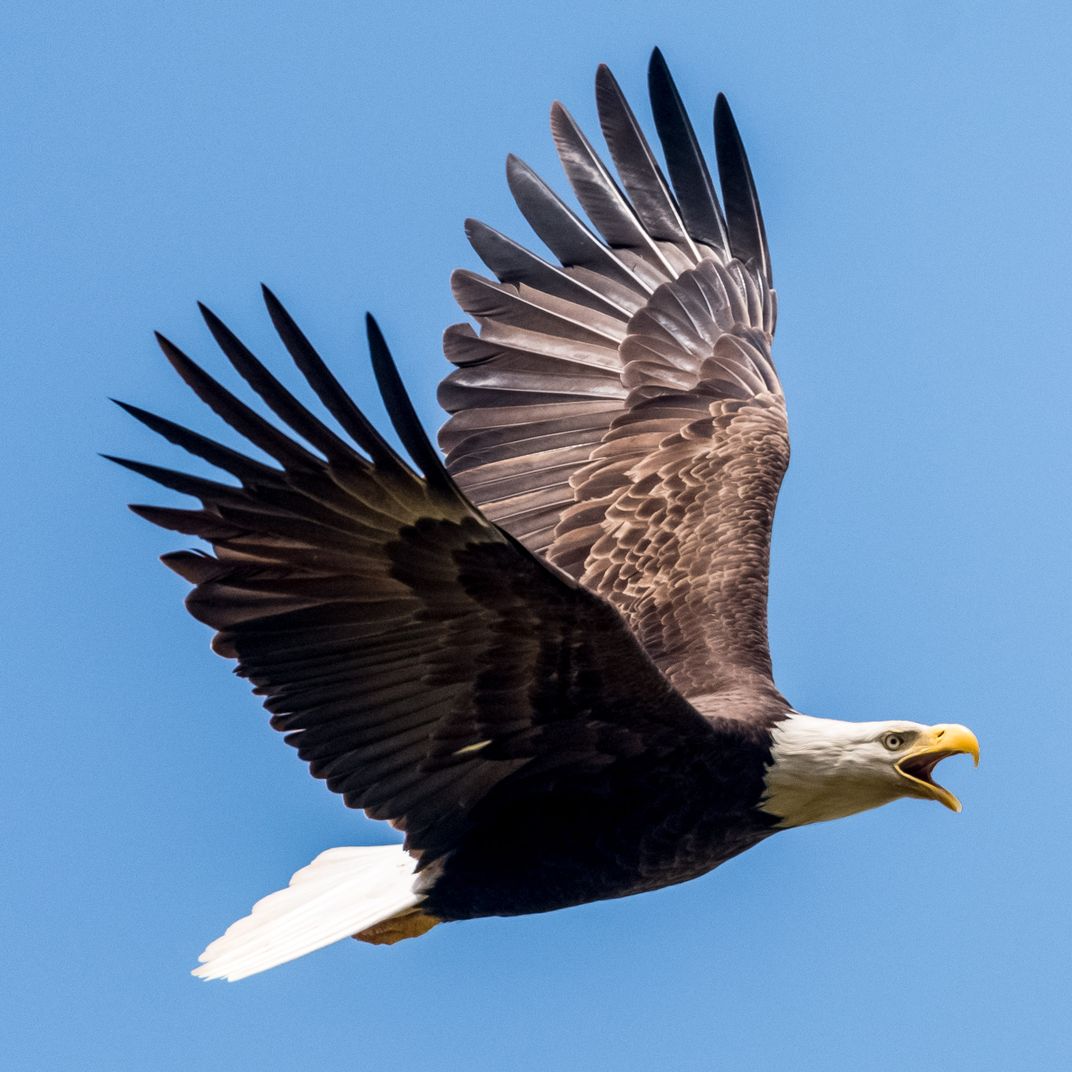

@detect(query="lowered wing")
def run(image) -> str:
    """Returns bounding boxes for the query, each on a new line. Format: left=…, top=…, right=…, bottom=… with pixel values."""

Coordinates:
left=112, top=289, right=719, bottom=868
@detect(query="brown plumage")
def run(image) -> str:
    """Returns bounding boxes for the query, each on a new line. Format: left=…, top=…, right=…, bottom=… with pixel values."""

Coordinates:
left=117, top=50, right=934, bottom=982
left=113, top=295, right=778, bottom=894
left=440, top=53, right=787, bottom=715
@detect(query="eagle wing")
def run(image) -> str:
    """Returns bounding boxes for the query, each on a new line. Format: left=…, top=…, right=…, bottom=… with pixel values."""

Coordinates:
left=113, top=289, right=720, bottom=869
left=439, top=52, right=789, bottom=715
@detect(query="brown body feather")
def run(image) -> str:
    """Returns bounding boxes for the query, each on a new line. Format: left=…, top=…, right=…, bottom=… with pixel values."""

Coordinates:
left=117, top=52, right=792, bottom=923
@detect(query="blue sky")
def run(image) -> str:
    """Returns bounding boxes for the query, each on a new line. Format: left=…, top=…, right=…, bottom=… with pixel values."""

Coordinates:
left=4, top=2, right=1069, bottom=1069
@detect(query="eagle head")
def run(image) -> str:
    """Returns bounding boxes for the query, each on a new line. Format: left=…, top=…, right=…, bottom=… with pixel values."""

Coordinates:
left=760, top=715, right=980, bottom=828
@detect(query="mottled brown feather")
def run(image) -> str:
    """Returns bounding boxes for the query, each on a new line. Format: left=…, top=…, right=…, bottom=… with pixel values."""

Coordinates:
left=439, top=58, right=788, bottom=716
left=117, top=300, right=726, bottom=870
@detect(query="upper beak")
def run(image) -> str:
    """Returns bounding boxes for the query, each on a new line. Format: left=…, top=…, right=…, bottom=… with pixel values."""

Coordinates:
left=894, top=724, right=980, bottom=813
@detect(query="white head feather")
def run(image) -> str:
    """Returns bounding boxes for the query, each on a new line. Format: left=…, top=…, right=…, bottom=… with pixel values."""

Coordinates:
left=761, top=714, right=964, bottom=827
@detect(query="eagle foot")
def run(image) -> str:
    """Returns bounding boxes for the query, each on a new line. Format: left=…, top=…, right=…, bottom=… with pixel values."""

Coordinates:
left=353, top=909, right=441, bottom=945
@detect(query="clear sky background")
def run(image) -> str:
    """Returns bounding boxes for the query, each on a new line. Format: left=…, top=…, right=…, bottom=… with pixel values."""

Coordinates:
left=4, top=2, right=1069, bottom=1070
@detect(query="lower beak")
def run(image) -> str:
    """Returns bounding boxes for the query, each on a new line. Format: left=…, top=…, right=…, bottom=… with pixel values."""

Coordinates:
left=895, top=724, right=980, bottom=813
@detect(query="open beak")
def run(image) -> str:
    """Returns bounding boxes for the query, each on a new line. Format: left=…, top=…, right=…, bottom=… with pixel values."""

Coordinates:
left=895, top=724, right=980, bottom=812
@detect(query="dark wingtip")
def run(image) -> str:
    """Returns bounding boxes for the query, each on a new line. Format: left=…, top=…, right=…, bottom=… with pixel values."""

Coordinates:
left=111, top=397, right=165, bottom=435
left=160, top=549, right=220, bottom=583
left=648, top=47, right=674, bottom=95
left=647, top=48, right=665, bottom=97
left=713, top=91, right=772, bottom=286
left=364, top=311, right=383, bottom=347
left=595, top=62, right=623, bottom=98
left=196, top=301, right=225, bottom=339
left=260, top=286, right=410, bottom=473
left=594, top=63, right=617, bottom=102
left=153, top=331, right=187, bottom=370
left=111, top=398, right=148, bottom=420
left=260, top=283, right=288, bottom=324
left=100, top=452, right=128, bottom=466
left=364, top=315, right=455, bottom=494
left=645, top=47, right=730, bottom=252
left=504, top=154, right=540, bottom=206
left=364, top=314, right=395, bottom=395
left=104, top=452, right=182, bottom=485
left=260, top=283, right=292, bottom=335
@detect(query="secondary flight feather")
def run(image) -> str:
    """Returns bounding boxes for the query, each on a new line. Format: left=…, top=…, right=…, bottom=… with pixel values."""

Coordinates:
left=114, top=50, right=978, bottom=981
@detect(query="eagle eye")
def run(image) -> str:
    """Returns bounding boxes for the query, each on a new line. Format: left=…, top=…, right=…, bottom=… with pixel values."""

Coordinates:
left=881, top=732, right=907, bottom=751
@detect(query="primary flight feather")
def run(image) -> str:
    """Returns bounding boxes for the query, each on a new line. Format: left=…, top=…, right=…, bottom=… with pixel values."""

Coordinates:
left=114, top=50, right=978, bottom=981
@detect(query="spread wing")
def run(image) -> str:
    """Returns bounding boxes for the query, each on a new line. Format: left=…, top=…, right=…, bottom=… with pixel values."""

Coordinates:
left=112, top=289, right=719, bottom=868
left=438, top=51, right=789, bottom=715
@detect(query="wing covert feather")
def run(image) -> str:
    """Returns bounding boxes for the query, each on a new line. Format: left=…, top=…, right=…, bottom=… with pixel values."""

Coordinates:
left=118, top=296, right=717, bottom=867
left=439, top=52, right=790, bottom=716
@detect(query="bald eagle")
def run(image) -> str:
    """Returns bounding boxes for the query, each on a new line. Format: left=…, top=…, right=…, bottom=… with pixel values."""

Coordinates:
left=112, top=50, right=978, bottom=982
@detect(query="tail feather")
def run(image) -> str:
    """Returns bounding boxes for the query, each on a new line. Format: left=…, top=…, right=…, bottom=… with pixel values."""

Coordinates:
left=193, top=845, right=423, bottom=982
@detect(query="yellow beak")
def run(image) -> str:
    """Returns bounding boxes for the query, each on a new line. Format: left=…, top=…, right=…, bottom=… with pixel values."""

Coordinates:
left=894, top=724, right=980, bottom=813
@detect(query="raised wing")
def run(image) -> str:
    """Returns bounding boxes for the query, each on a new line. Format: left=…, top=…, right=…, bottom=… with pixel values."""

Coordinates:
left=112, top=289, right=719, bottom=868
left=438, top=51, right=789, bottom=715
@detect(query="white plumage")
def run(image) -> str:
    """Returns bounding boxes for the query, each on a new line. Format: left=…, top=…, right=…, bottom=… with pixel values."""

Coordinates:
left=193, top=845, right=420, bottom=982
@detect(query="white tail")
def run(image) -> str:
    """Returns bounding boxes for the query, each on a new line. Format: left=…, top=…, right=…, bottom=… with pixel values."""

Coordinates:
left=193, top=845, right=422, bottom=982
